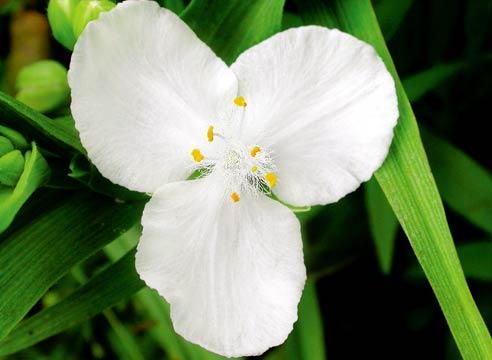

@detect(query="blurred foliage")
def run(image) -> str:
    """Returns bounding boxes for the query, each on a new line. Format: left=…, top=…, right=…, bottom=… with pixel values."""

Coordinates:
left=0, top=0, right=491, bottom=359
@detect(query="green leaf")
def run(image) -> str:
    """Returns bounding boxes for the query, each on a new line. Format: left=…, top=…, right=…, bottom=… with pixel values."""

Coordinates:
left=406, top=241, right=492, bottom=283
left=0, top=91, right=84, bottom=155
left=421, top=128, right=492, bottom=236
left=403, top=61, right=465, bottom=102
left=0, top=249, right=145, bottom=356
left=0, top=143, right=50, bottom=233
left=181, top=0, right=285, bottom=64
left=364, top=178, right=398, bottom=274
left=282, top=12, right=303, bottom=30
left=294, top=1, right=492, bottom=358
left=160, top=0, right=185, bottom=13
left=0, top=192, right=144, bottom=339
left=0, top=149, right=24, bottom=186
left=374, top=0, right=414, bottom=41
left=69, top=264, right=145, bottom=360
left=285, top=281, right=326, bottom=360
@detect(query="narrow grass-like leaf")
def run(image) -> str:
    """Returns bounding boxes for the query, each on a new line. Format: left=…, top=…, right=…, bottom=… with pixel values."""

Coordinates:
left=160, top=0, right=185, bottom=13
left=407, top=241, right=492, bottom=283
left=364, top=178, right=398, bottom=274
left=294, top=1, right=492, bottom=358
left=374, top=0, right=414, bottom=41
left=0, top=192, right=144, bottom=339
left=401, top=61, right=492, bottom=234
left=0, top=143, right=50, bottom=233
left=0, top=249, right=144, bottom=355
left=0, top=91, right=83, bottom=154
left=403, top=61, right=465, bottom=102
left=70, top=265, right=145, bottom=360
left=181, top=0, right=285, bottom=64
left=422, top=129, right=492, bottom=236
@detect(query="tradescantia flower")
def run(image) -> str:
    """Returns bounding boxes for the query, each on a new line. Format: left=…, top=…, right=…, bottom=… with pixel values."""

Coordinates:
left=68, top=0, right=398, bottom=357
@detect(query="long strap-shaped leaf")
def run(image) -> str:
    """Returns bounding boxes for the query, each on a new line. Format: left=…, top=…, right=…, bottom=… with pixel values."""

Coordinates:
left=0, top=249, right=144, bottom=356
left=0, top=192, right=144, bottom=340
left=181, top=0, right=285, bottom=65
left=293, top=1, right=491, bottom=358
left=0, top=91, right=84, bottom=155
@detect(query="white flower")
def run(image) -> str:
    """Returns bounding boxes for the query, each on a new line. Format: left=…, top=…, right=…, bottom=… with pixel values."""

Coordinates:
left=68, top=0, right=398, bottom=357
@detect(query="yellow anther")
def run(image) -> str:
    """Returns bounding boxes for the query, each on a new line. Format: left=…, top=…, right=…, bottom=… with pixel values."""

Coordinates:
left=250, top=146, right=261, bottom=157
left=191, top=148, right=204, bottom=162
left=251, top=165, right=258, bottom=173
left=233, top=96, right=247, bottom=107
left=230, top=192, right=240, bottom=203
left=207, top=125, right=214, bottom=142
left=265, top=172, right=277, bottom=188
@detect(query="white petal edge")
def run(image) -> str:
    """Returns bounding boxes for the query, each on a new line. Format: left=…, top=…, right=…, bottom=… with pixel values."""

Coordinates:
left=68, top=0, right=237, bottom=193
left=231, top=26, right=398, bottom=206
left=136, top=176, right=306, bottom=357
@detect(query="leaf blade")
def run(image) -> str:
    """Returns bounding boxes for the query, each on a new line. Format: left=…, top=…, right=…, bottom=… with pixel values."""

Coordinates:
left=364, top=178, right=398, bottom=274
left=294, top=1, right=492, bottom=358
left=0, top=192, right=144, bottom=339
left=0, top=91, right=83, bottom=155
left=0, top=249, right=144, bottom=355
left=181, top=0, right=285, bottom=64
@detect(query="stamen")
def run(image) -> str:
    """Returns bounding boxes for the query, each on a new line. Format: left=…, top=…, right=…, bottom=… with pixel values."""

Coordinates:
left=233, top=96, right=247, bottom=107
left=250, top=146, right=261, bottom=157
left=251, top=165, right=258, bottom=173
left=191, top=148, right=204, bottom=162
left=230, top=192, right=240, bottom=203
left=207, top=125, right=214, bottom=142
left=265, top=172, right=277, bottom=188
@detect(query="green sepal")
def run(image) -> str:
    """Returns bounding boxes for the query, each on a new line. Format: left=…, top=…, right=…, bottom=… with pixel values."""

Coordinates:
left=72, top=0, right=116, bottom=38
left=47, top=0, right=80, bottom=50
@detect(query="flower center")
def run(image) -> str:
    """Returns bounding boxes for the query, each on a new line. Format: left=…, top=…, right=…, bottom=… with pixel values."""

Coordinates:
left=190, top=96, right=277, bottom=202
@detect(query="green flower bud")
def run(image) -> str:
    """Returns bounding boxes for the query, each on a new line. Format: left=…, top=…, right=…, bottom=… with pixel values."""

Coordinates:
left=0, top=125, right=29, bottom=151
left=0, top=150, right=25, bottom=186
left=0, top=136, right=14, bottom=157
left=47, top=0, right=80, bottom=50
left=15, top=60, right=70, bottom=113
left=72, top=0, right=115, bottom=38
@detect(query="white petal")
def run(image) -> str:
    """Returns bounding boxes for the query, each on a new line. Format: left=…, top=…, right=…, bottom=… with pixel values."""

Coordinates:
left=231, top=26, right=398, bottom=206
left=136, top=176, right=306, bottom=357
left=68, top=0, right=237, bottom=193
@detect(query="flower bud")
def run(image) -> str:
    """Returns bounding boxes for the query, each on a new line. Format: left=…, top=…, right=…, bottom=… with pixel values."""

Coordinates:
left=0, top=150, right=25, bottom=186
left=15, top=60, right=70, bottom=113
left=0, top=125, right=29, bottom=151
left=72, top=0, right=115, bottom=38
left=47, top=0, right=80, bottom=50
left=0, top=136, right=14, bottom=157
